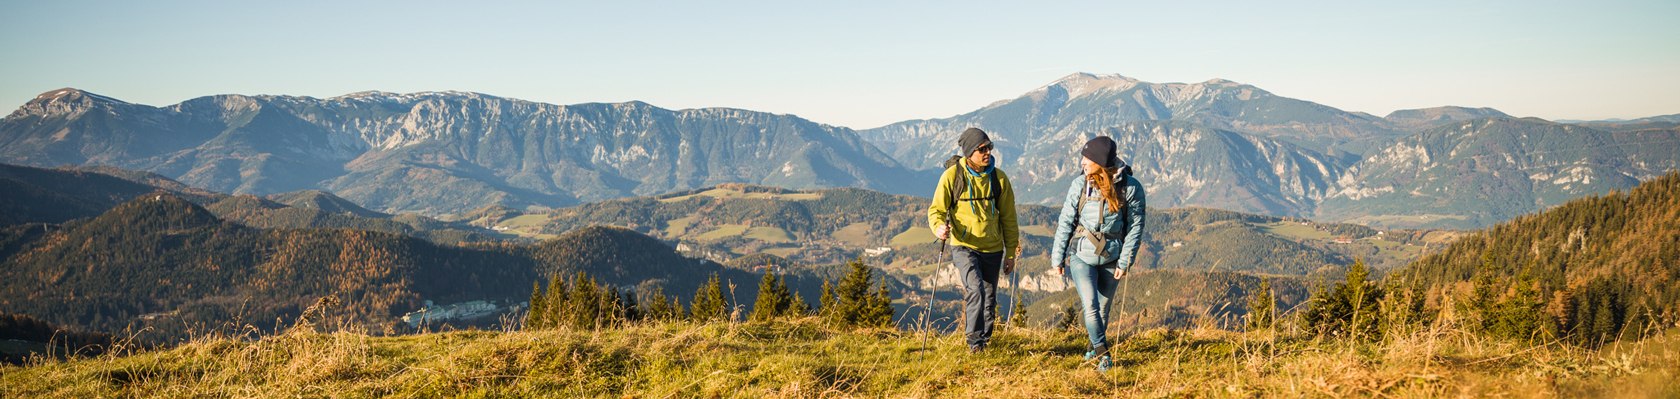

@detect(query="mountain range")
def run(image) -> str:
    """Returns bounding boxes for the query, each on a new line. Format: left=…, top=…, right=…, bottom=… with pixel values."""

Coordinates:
left=3, top=75, right=1676, bottom=228
left=0, top=89, right=923, bottom=217
left=859, top=73, right=1680, bottom=227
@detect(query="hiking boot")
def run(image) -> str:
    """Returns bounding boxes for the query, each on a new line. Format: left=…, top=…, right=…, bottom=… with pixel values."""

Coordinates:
left=969, top=344, right=985, bottom=354
left=1096, top=355, right=1112, bottom=372
left=1083, top=350, right=1097, bottom=361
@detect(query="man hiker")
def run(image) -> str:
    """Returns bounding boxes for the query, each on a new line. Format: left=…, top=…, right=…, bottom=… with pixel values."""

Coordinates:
left=928, top=127, right=1020, bottom=353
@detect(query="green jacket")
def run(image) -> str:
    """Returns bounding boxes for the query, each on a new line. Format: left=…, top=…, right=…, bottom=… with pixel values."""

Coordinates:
left=927, top=163, right=1019, bottom=258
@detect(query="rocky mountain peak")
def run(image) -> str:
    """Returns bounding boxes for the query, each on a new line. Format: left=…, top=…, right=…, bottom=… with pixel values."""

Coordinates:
left=1384, top=106, right=1511, bottom=129
left=329, top=90, right=497, bottom=105
left=9, top=88, right=132, bottom=119
left=1040, top=72, right=1142, bottom=99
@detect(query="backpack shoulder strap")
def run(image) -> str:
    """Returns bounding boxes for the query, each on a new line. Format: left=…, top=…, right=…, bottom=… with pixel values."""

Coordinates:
left=948, top=165, right=968, bottom=205
left=987, top=168, right=1001, bottom=207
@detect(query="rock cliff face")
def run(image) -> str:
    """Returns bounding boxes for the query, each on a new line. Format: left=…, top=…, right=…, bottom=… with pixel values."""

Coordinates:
left=0, top=89, right=924, bottom=216
left=1319, top=117, right=1680, bottom=228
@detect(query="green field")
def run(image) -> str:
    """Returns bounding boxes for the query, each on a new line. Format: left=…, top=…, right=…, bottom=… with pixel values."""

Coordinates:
left=743, top=227, right=794, bottom=243
left=690, top=225, right=794, bottom=243
left=659, top=188, right=822, bottom=203
left=1020, top=225, right=1054, bottom=238
left=664, top=216, right=699, bottom=237
left=761, top=247, right=801, bottom=258
left=1367, top=238, right=1428, bottom=258
left=833, top=223, right=874, bottom=247
left=695, top=224, right=750, bottom=241
left=1257, top=222, right=1334, bottom=240
left=889, top=226, right=935, bottom=248
left=1341, top=213, right=1470, bottom=229
left=496, top=214, right=558, bottom=239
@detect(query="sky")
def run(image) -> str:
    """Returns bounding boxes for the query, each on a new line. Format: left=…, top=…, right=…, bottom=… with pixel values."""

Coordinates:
left=2, top=0, right=1677, bottom=129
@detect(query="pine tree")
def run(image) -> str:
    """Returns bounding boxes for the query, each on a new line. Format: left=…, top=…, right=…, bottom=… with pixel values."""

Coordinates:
left=750, top=273, right=788, bottom=321
left=525, top=280, right=547, bottom=330
left=1345, top=258, right=1375, bottom=339
left=621, top=289, right=641, bottom=323
left=773, top=273, right=803, bottom=317
left=825, top=260, right=893, bottom=328
left=571, top=273, right=601, bottom=329
left=667, top=295, right=685, bottom=322
left=1009, top=300, right=1028, bottom=329
left=642, top=286, right=678, bottom=322
left=1247, top=278, right=1275, bottom=331
left=863, top=281, right=894, bottom=328
left=788, top=288, right=811, bottom=317
left=1056, top=301, right=1081, bottom=331
left=1301, top=259, right=1383, bottom=339
left=543, top=274, right=567, bottom=329
left=818, top=279, right=836, bottom=317
left=690, top=272, right=728, bottom=322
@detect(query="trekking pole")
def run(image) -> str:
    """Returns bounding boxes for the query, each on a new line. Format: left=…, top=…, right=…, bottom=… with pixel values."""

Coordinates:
left=1116, top=266, right=1131, bottom=341
left=922, top=234, right=948, bottom=362
left=1001, top=263, right=1014, bottom=328
left=1006, top=244, right=1021, bottom=329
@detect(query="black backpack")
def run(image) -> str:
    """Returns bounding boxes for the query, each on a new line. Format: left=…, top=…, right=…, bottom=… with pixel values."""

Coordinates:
left=943, top=155, right=1001, bottom=210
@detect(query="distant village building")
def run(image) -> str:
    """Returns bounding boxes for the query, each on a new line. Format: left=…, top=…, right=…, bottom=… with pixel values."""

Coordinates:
left=863, top=247, right=892, bottom=257
left=402, top=300, right=505, bottom=328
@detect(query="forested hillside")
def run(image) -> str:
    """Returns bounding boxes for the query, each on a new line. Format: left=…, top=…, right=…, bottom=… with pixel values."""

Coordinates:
left=1, top=163, right=494, bottom=244
left=0, top=194, right=816, bottom=344
left=0, top=195, right=535, bottom=342
left=1392, top=171, right=1680, bottom=345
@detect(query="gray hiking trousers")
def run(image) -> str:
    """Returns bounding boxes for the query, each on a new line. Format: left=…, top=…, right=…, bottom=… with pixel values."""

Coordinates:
left=953, top=246, right=1002, bottom=349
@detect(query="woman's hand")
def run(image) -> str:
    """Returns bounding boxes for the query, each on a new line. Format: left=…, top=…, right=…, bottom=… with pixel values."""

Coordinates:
left=1113, top=266, right=1127, bottom=279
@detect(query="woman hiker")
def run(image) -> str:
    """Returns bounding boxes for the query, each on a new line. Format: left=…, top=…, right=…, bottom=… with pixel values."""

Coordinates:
left=1049, top=136, right=1146, bottom=372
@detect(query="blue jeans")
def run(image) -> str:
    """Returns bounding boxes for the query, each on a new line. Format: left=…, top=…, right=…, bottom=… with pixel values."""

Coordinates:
left=953, top=246, right=1001, bottom=348
left=1068, top=257, right=1120, bottom=354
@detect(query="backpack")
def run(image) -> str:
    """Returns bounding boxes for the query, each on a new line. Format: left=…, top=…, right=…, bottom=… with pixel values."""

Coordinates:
left=942, top=155, right=1001, bottom=210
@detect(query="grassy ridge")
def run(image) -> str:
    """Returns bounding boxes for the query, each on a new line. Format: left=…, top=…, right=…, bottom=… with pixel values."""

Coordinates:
left=6, top=319, right=1675, bottom=398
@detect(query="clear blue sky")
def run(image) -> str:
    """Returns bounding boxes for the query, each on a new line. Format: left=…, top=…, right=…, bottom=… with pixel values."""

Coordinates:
left=3, top=0, right=1677, bottom=129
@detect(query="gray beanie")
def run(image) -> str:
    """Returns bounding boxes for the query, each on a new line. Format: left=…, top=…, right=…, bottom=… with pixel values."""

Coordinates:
left=958, top=127, right=992, bottom=156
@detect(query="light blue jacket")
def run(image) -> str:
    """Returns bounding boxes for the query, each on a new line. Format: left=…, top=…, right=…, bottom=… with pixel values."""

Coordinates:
left=1050, top=171, right=1146, bottom=271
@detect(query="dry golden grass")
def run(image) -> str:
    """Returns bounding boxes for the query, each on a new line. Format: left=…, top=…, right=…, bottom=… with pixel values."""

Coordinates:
left=5, top=317, right=1675, bottom=398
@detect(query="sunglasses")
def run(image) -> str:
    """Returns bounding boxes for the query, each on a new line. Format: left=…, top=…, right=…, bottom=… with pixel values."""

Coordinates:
left=975, top=145, right=994, bottom=153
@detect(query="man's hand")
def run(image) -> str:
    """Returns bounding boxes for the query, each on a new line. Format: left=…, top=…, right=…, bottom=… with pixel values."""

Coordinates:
left=1113, top=266, right=1127, bottom=279
left=934, top=224, right=950, bottom=241
left=1003, top=257, right=1016, bottom=275
left=1055, top=265, right=1066, bottom=277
